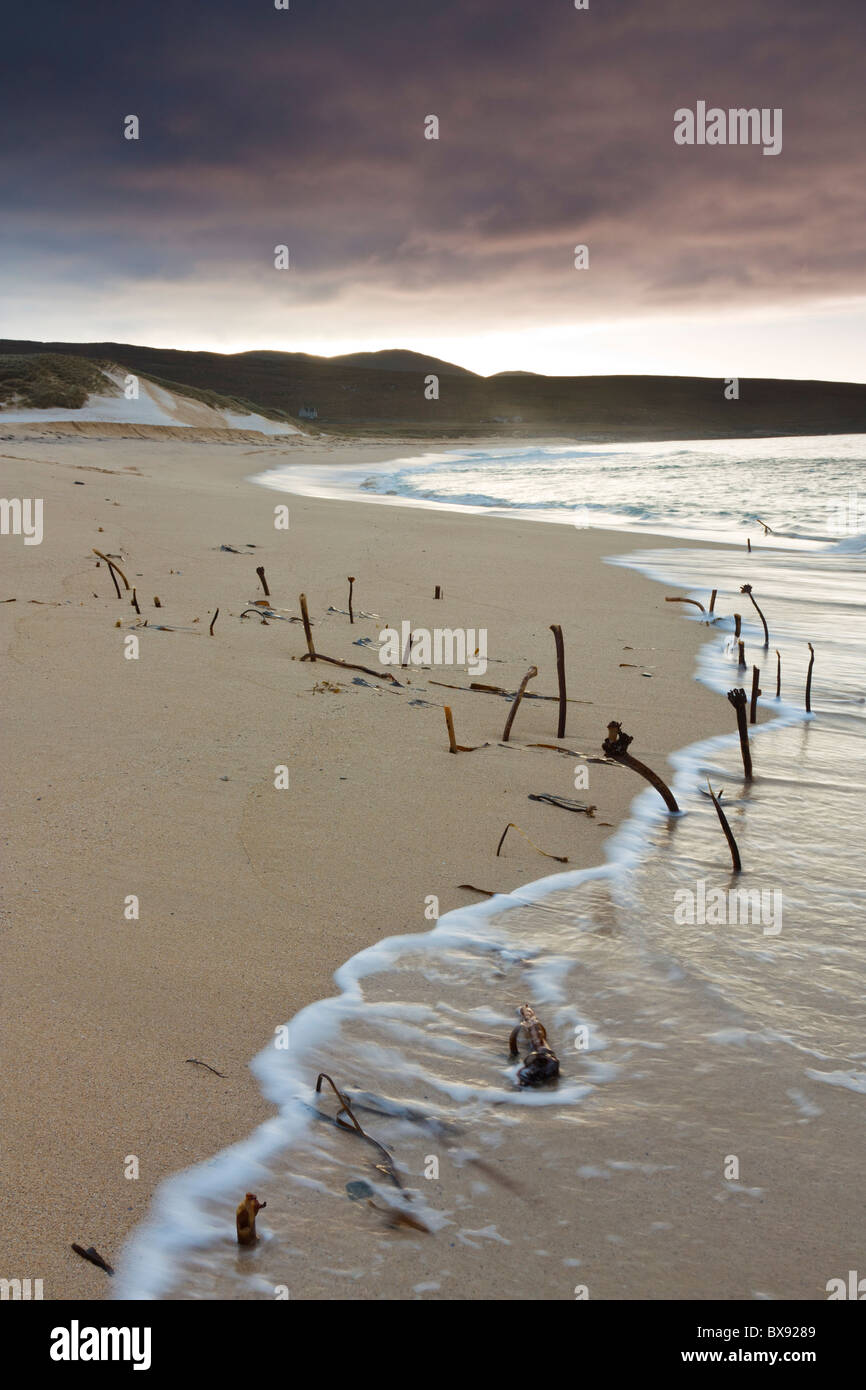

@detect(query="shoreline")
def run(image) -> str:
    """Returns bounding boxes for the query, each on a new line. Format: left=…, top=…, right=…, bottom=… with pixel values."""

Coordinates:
left=1, top=433, right=727, bottom=1299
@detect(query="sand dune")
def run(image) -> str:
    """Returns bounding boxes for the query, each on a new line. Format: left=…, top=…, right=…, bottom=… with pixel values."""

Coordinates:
left=0, top=367, right=300, bottom=436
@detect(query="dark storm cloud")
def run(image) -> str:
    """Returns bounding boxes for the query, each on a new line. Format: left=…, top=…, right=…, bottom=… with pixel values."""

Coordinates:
left=2, top=0, right=864, bottom=331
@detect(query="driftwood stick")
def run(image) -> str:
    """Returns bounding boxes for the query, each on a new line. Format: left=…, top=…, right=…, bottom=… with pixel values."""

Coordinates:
left=665, top=596, right=706, bottom=613
left=550, top=625, right=567, bottom=738
left=496, top=822, right=568, bottom=862
left=209, top=608, right=219, bottom=636
left=727, top=688, right=753, bottom=780
left=709, top=589, right=717, bottom=615
left=130, top=587, right=140, bottom=614
left=755, top=517, right=774, bottom=535
left=775, top=650, right=781, bottom=699
left=749, top=665, right=761, bottom=723
left=347, top=577, right=355, bottom=624
left=741, top=584, right=769, bottom=646
left=502, top=665, right=538, bottom=742
left=299, top=593, right=316, bottom=660
left=805, top=642, right=815, bottom=713
left=707, top=780, right=742, bottom=872
left=602, top=722, right=679, bottom=812
left=256, top=565, right=270, bottom=597
left=93, top=549, right=130, bottom=592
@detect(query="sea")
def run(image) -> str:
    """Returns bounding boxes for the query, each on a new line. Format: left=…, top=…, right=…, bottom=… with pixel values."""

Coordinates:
left=115, top=434, right=866, bottom=1300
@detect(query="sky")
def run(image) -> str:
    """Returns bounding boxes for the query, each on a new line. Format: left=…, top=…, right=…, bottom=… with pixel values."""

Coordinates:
left=2, top=0, right=864, bottom=380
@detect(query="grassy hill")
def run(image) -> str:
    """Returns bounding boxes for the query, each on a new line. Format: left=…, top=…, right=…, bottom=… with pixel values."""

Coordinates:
left=2, top=339, right=865, bottom=440
left=0, top=353, right=110, bottom=410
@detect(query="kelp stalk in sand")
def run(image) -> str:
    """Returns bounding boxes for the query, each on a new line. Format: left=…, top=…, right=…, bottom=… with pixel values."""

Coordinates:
left=665, top=596, right=706, bottom=614
left=434, top=584, right=442, bottom=599
left=602, top=721, right=680, bottom=812
left=726, top=688, right=753, bottom=780
left=776, top=650, right=781, bottom=699
left=315, top=1072, right=405, bottom=1191
left=347, top=576, right=355, bottom=624
left=740, top=583, right=769, bottom=647
left=750, top=665, right=761, bottom=724
left=738, top=640, right=747, bottom=669
left=185, top=1056, right=225, bottom=1077
left=365, top=1199, right=431, bottom=1233
left=92, top=548, right=130, bottom=594
left=502, top=665, right=538, bottom=742
left=131, top=588, right=140, bottom=615
left=528, top=792, right=595, bottom=816
left=508, top=1005, right=560, bottom=1087
left=299, top=592, right=316, bottom=659
left=706, top=779, right=742, bottom=872
left=429, top=678, right=588, bottom=705
left=709, top=589, right=717, bottom=615
left=443, top=703, right=484, bottom=756
left=496, top=822, right=568, bottom=862
left=312, top=651, right=401, bottom=684
left=734, top=613, right=742, bottom=638
left=297, top=592, right=400, bottom=682
left=256, top=565, right=270, bottom=598
left=93, top=552, right=119, bottom=598
left=806, top=642, right=815, bottom=713
left=71, top=1243, right=113, bottom=1275
left=549, top=624, right=567, bottom=738
left=209, top=608, right=219, bottom=636
left=444, top=705, right=459, bottom=753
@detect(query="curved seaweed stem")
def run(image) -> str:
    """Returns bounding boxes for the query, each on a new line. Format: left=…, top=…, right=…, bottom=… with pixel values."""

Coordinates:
left=740, top=584, right=769, bottom=647
left=805, top=642, right=815, bottom=713
left=602, top=722, right=679, bottom=812
left=707, top=779, right=742, bottom=872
